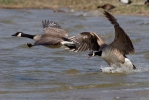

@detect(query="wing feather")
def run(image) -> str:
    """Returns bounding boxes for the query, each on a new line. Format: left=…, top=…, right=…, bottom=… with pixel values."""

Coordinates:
left=69, top=32, right=107, bottom=52
left=104, top=11, right=134, bottom=54
left=42, top=20, right=68, bottom=37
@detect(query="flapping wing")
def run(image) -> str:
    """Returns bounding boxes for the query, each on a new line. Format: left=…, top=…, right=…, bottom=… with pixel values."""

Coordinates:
left=69, top=32, right=107, bottom=52
left=104, top=11, right=135, bottom=54
left=42, top=20, right=68, bottom=37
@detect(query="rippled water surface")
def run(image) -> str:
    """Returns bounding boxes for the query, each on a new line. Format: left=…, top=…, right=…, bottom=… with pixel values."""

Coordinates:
left=1, top=9, right=149, bottom=100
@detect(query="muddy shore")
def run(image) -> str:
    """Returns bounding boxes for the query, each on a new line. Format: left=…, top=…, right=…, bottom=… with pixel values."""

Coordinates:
left=0, top=0, right=148, bottom=16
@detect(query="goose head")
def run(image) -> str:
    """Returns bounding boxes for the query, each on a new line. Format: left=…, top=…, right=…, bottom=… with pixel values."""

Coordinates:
left=88, top=50, right=102, bottom=58
left=12, top=32, right=23, bottom=37
left=88, top=51, right=95, bottom=58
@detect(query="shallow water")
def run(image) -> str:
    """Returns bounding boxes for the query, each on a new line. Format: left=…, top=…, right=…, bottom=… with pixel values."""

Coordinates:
left=1, top=9, right=149, bottom=99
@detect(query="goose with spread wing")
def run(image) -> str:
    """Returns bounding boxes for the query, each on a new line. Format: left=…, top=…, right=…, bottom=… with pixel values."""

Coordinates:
left=12, top=20, right=75, bottom=49
left=69, top=11, right=136, bottom=70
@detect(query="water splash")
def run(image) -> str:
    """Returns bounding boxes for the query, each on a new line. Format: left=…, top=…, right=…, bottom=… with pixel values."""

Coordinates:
left=100, top=64, right=149, bottom=74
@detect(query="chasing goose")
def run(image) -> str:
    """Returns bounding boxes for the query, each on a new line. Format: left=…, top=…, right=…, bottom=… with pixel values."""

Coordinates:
left=69, top=11, right=136, bottom=70
left=12, top=20, right=75, bottom=49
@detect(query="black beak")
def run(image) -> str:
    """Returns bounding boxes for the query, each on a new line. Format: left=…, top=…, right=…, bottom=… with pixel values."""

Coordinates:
left=88, top=51, right=93, bottom=58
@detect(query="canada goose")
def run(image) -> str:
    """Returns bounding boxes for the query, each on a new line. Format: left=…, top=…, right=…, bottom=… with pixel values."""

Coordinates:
left=119, top=0, right=132, bottom=4
left=69, top=11, right=136, bottom=70
left=12, top=20, right=76, bottom=49
left=97, top=3, right=115, bottom=11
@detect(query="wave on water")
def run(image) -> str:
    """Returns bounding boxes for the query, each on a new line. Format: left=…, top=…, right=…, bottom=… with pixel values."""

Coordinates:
left=100, top=64, right=149, bottom=74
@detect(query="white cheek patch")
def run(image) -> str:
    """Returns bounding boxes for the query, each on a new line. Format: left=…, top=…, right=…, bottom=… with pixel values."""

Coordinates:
left=17, top=33, right=22, bottom=37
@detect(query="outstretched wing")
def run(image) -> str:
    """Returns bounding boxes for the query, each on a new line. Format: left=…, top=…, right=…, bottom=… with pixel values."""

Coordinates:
left=104, top=11, right=134, bottom=55
left=42, top=20, right=68, bottom=37
left=69, top=32, right=107, bottom=52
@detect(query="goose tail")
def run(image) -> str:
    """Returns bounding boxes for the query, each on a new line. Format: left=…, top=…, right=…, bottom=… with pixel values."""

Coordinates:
left=133, top=64, right=136, bottom=70
left=61, top=37, right=77, bottom=51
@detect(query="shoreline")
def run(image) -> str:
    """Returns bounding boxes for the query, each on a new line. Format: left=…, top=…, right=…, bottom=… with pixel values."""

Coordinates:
left=0, top=0, right=148, bottom=16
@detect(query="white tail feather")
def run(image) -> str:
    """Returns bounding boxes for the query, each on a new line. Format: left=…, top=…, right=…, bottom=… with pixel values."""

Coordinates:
left=61, top=41, right=74, bottom=45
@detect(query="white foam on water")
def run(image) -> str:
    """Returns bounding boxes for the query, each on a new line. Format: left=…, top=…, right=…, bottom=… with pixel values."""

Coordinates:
left=133, top=66, right=149, bottom=73
left=100, top=63, right=149, bottom=74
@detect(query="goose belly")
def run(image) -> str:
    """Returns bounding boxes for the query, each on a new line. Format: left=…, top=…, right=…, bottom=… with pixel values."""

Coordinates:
left=45, top=43, right=62, bottom=48
left=102, top=52, right=134, bottom=69
left=120, top=58, right=134, bottom=69
left=101, top=50, right=134, bottom=69
left=101, top=50, right=120, bottom=66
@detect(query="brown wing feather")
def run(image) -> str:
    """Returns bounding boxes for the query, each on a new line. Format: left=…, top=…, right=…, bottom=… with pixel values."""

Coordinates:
left=69, top=32, right=107, bottom=52
left=104, top=11, right=135, bottom=54
left=42, top=20, right=68, bottom=37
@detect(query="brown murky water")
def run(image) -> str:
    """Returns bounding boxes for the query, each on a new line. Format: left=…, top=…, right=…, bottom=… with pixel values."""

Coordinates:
left=1, top=9, right=149, bottom=99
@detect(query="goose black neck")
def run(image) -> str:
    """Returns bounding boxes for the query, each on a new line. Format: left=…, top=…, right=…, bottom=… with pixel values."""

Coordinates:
left=21, top=33, right=35, bottom=39
left=95, top=51, right=102, bottom=56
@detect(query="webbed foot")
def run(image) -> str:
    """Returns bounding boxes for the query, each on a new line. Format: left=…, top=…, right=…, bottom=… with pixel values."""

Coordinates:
left=26, top=43, right=33, bottom=48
